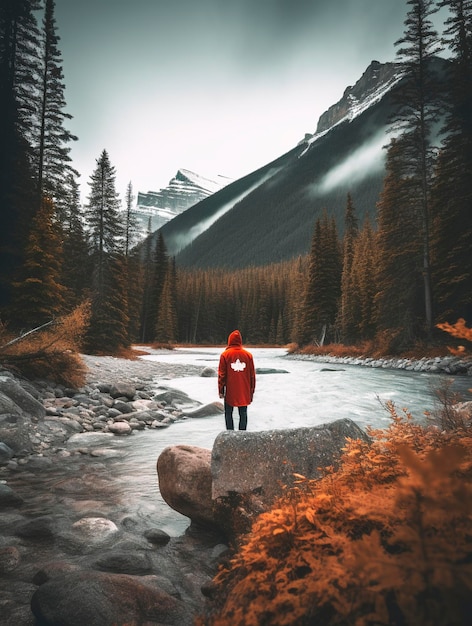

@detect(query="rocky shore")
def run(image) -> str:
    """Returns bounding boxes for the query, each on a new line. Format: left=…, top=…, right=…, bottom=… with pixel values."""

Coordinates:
left=285, top=352, right=472, bottom=375
left=0, top=351, right=226, bottom=626
left=1, top=348, right=471, bottom=625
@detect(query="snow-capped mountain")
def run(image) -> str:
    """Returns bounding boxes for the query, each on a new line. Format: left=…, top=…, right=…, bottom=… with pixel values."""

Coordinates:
left=154, top=57, right=448, bottom=269
left=133, top=169, right=231, bottom=234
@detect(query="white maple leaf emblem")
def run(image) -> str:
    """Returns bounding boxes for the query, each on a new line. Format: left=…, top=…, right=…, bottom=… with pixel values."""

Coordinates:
left=231, top=358, right=246, bottom=372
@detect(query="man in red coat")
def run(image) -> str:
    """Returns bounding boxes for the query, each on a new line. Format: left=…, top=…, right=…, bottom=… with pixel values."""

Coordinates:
left=218, top=330, right=256, bottom=430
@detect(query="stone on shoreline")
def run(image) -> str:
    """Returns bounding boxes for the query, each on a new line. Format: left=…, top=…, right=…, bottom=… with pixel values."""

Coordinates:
left=157, top=445, right=214, bottom=527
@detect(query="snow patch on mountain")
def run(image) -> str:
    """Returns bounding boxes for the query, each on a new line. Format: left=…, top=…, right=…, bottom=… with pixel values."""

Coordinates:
left=299, top=61, right=405, bottom=158
left=134, top=168, right=231, bottom=236
left=169, top=166, right=283, bottom=253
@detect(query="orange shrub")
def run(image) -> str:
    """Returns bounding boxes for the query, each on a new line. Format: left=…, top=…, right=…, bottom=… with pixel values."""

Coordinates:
left=0, top=301, right=90, bottom=386
left=199, top=409, right=472, bottom=626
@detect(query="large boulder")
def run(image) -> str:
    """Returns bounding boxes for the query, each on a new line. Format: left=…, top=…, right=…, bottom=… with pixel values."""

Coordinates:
left=0, top=375, right=46, bottom=454
left=157, top=445, right=214, bottom=527
left=212, top=418, right=368, bottom=503
left=0, top=376, right=45, bottom=419
left=210, top=418, right=369, bottom=537
left=30, top=570, right=191, bottom=626
left=156, top=419, right=370, bottom=538
left=0, top=411, right=33, bottom=453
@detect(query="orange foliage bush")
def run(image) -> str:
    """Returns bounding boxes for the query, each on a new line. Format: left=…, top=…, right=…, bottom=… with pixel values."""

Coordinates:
left=0, top=301, right=90, bottom=386
left=437, top=318, right=472, bottom=356
left=199, top=408, right=472, bottom=626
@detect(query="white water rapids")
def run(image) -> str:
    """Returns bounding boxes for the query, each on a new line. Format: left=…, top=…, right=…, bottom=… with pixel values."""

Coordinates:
left=110, top=347, right=471, bottom=536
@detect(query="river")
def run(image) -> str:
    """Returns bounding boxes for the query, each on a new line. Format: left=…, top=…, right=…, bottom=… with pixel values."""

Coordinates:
left=109, top=347, right=471, bottom=536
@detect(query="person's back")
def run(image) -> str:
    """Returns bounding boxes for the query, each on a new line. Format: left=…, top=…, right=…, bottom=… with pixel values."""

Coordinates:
left=218, top=330, right=255, bottom=430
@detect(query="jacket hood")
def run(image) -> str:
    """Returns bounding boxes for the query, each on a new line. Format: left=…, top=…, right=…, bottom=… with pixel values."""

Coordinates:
left=227, top=330, right=242, bottom=347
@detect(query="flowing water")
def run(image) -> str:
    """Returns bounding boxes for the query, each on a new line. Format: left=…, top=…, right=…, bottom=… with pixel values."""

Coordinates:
left=112, top=347, right=471, bottom=535
left=9, top=348, right=472, bottom=537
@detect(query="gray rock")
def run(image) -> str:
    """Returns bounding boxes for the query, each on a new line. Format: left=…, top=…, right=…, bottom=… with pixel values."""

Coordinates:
left=210, top=418, right=370, bottom=537
left=200, top=367, right=217, bottom=377
left=144, top=528, right=171, bottom=545
left=30, top=570, right=191, bottom=626
left=181, top=402, right=224, bottom=418
left=153, top=387, right=193, bottom=405
left=0, top=441, right=14, bottom=464
left=113, top=399, right=134, bottom=414
left=212, top=418, right=369, bottom=504
left=0, top=376, right=46, bottom=419
left=0, top=483, right=24, bottom=508
left=15, top=515, right=56, bottom=540
left=157, top=445, right=214, bottom=527
left=109, top=383, right=136, bottom=399
left=67, top=432, right=114, bottom=449
left=23, top=455, right=54, bottom=470
left=93, top=550, right=153, bottom=575
left=0, top=412, right=33, bottom=453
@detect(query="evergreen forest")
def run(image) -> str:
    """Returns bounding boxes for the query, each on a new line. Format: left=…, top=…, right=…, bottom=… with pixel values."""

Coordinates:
left=0, top=0, right=471, bottom=355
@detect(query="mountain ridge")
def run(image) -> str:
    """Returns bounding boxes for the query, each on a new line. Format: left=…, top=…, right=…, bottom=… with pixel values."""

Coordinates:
left=155, top=57, right=449, bottom=269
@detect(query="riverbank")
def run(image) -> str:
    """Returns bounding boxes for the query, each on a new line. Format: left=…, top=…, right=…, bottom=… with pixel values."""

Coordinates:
left=1, top=348, right=471, bottom=624
left=285, top=351, right=472, bottom=375
left=0, top=353, right=226, bottom=625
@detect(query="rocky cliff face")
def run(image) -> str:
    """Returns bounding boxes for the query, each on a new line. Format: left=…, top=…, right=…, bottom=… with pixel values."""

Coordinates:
left=134, top=169, right=231, bottom=234
left=315, top=60, right=404, bottom=134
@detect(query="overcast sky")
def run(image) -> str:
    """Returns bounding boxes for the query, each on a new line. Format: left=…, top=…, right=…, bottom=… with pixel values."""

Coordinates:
left=54, top=0, right=444, bottom=202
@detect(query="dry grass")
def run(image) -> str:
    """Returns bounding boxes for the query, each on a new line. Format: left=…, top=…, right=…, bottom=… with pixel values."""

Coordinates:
left=0, top=302, right=90, bottom=387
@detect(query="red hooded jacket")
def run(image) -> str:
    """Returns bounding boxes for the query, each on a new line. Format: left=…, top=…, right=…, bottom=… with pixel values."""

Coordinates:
left=218, top=330, right=256, bottom=407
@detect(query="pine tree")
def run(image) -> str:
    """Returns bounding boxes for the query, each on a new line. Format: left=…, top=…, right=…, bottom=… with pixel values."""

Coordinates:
left=121, top=181, right=143, bottom=341
left=85, top=149, right=123, bottom=291
left=62, top=174, right=89, bottom=307
left=141, top=231, right=168, bottom=342
left=0, top=0, right=40, bottom=309
left=390, top=0, right=444, bottom=338
left=9, top=196, right=66, bottom=329
left=123, top=181, right=141, bottom=256
left=84, top=150, right=129, bottom=353
left=300, top=211, right=341, bottom=346
left=374, top=138, right=424, bottom=351
left=84, top=255, right=130, bottom=354
left=36, top=0, right=77, bottom=217
left=154, top=263, right=177, bottom=344
left=338, top=193, right=359, bottom=343
left=432, top=0, right=472, bottom=324
left=351, top=218, right=378, bottom=340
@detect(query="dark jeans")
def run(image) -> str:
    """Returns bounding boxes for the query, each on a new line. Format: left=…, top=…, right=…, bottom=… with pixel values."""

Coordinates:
left=224, top=402, right=247, bottom=430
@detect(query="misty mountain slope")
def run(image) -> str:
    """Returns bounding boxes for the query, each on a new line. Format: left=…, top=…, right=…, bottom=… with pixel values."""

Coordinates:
left=176, top=92, right=393, bottom=269
left=158, top=145, right=304, bottom=256
left=156, top=57, right=448, bottom=270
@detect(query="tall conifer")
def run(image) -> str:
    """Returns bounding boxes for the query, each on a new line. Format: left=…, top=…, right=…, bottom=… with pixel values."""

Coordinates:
left=375, top=139, right=424, bottom=351
left=432, top=0, right=472, bottom=323
left=141, top=232, right=168, bottom=342
left=0, top=0, right=40, bottom=309
left=62, top=174, right=89, bottom=307
left=351, top=218, right=377, bottom=340
left=338, top=193, right=359, bottom=343
left=9, top=196, right=66, bottom=329
left=390, top=0, right=443, bottom=338
left=84, top=150, right=129, bottom=353
left=300, top=211, right=341, bottom=346
left=36, top=0, right=77, bottom=216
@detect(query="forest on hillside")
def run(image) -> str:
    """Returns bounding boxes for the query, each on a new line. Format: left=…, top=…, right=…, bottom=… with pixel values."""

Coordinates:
left=0, top=0, right=471, bottom=356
